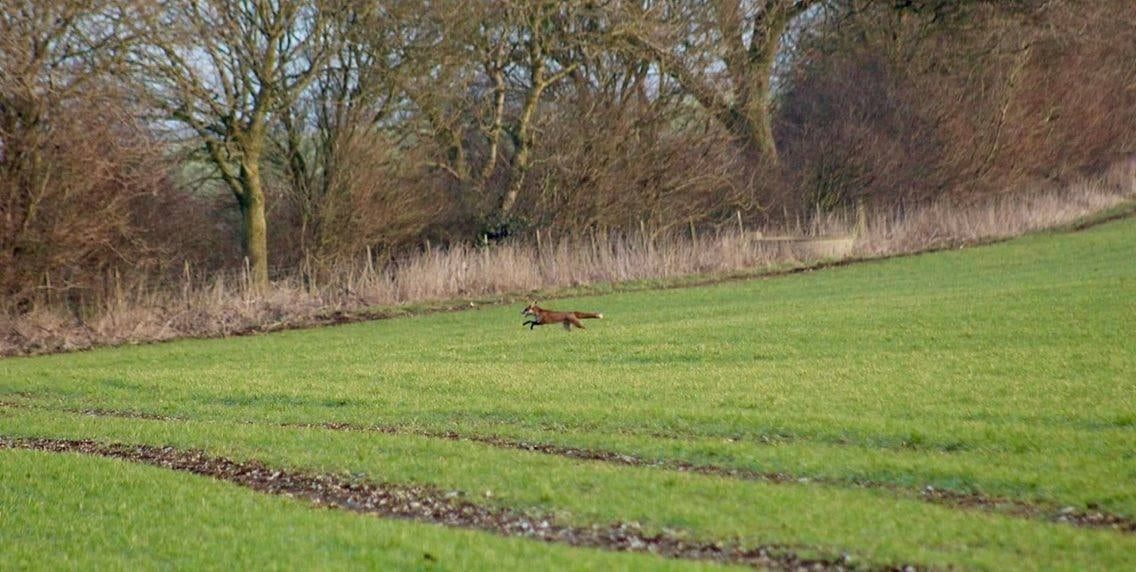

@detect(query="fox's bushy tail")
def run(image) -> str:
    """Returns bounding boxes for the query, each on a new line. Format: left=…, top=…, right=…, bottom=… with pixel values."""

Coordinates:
left=576, top=312, right=603, bottom=319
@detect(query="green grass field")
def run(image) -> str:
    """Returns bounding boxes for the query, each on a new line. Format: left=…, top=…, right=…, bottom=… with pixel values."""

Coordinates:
left=2, top=217, right=1135, bottom=570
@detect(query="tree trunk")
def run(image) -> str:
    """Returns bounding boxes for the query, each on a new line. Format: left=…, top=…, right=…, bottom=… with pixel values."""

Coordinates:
left=721, top=104, right=778, bottom=166
left=498, top=136, right=529, bottom=217
left=735, top=81, right=778, bottom=166
left=756, top=101, right=777, bottom=163
left=239, top=155, right=270, bottom=292
left=498, top=62, right=545, bottom=219
left=734, top=11, right=781, bottom=167
left=478, top=42, right=508, bottom=192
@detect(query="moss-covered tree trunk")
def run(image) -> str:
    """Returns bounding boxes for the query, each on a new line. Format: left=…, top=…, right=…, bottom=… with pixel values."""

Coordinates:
left=723, top=2, right=792, bottom=166
left=238, top=151, right=269, bottom=291
left=721, top=64, right=778, bottom=165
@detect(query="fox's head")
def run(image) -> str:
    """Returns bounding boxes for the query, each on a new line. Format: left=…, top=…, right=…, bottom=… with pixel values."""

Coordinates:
left=521, top=301, right=540, bottom=316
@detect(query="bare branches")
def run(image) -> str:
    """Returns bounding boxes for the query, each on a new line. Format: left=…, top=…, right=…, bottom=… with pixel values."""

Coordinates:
left=6, top=0, right=1129, bottom=311
left=608, top=0, right=818, bottom=163
left=0, top=0, right=171, bottom=309
left=127, top=0, right=344, bottom=290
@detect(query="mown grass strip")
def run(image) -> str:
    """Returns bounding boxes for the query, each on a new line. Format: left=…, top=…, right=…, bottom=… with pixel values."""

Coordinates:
left=0, top=436, right=890, bottom=572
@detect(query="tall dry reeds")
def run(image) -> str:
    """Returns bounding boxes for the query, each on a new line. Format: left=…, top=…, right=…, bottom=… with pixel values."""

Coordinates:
left=3, top=161, right=1132, bottom=356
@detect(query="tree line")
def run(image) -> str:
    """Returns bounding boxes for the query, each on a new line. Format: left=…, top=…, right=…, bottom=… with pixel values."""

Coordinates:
left=2, top=0, right=1133, bottom=306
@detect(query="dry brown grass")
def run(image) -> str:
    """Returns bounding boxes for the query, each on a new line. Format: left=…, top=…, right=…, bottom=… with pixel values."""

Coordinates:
left=855, top=161, right=1136, bottom=255
left=3, top=161, right=1133, bottom=356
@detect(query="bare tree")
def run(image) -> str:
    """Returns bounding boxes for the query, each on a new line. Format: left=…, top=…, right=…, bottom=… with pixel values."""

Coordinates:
left=495, top=3, right=585, bottom=220
left=131, top=0, right=336, bottom=290
left=397, top=2, right=592, bottom=237
left=272, top=2, right=445, bottom=266
left=611, top=1, right=822, bottom=165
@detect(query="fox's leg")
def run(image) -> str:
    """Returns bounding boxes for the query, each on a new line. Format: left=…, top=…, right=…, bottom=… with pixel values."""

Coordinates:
left=523, top=320, right=536, bottom=329
left=567, top=316, right=585, bottom=330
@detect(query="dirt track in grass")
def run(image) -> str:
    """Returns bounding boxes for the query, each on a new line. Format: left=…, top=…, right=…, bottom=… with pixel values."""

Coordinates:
left=0, top=436, right=901, bottom=571
left=450, top=432, right=1136, bottom=534
left=4, top=399, right=1132, bottom=535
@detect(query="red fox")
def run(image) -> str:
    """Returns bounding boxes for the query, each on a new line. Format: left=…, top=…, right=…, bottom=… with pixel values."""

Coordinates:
left=522, top=302, right=603, bottom=330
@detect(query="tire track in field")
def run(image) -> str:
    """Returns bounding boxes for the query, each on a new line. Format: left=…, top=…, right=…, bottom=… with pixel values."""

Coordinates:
left=0, top=436, right=899, bottom=572
left=3, top=400, right=1134, bottom=534
left=288, top=420, right=1136, bottom=534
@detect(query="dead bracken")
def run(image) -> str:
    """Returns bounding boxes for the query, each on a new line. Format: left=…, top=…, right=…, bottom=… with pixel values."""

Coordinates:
left=1, top=436, right=912, bottom=571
